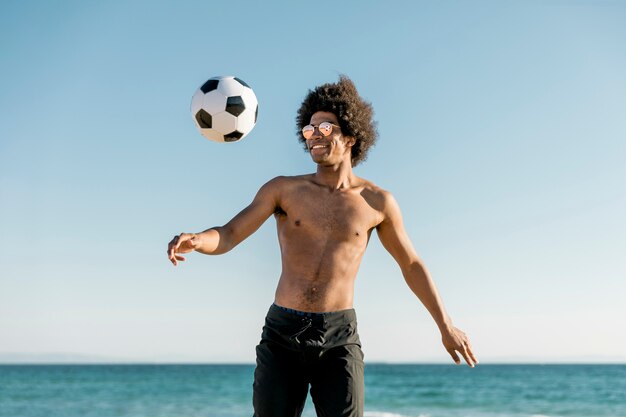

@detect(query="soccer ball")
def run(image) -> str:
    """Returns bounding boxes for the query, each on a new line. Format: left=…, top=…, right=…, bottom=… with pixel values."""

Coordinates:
left=190, top=76, right=258, bottom=143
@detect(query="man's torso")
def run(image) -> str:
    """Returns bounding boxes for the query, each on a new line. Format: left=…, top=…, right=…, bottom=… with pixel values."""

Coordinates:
left=271, top=174, right=387, bottom=312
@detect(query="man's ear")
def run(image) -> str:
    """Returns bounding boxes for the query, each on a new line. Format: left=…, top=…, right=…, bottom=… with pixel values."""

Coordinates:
left=345, top=136, right=356, bottom=147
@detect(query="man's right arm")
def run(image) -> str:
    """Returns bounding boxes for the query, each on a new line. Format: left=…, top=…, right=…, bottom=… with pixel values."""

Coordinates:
left=167, top=177, right=283, bottom=266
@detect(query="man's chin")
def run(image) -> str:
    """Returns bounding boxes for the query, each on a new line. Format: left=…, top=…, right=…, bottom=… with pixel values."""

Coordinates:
left=309, top=153, right=327, bottom=164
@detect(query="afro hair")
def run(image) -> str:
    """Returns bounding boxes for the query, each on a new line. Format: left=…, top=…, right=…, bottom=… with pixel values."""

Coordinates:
left=296, top=75, right=378, bottom=166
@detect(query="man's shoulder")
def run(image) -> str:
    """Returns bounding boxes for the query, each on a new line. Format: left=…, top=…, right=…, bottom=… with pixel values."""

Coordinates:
left=358, top=177, right=387, bottom=194
left=257, top=174, right=315, bottom=197
left=263, top=174, right=315, bottom=188
left=359, top=178, right=392, bottom=199
left=355, top=177, right=396, bottom=211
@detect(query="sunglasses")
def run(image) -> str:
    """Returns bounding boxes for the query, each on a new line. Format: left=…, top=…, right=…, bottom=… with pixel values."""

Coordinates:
left=301, top=122, right=340, bottom=139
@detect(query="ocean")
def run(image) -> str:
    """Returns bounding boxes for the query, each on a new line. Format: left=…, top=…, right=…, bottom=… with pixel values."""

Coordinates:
left=0, top=364, right=624, bottom=417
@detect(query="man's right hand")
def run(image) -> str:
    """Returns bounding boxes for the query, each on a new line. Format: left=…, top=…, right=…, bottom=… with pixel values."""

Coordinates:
left=167, top=233, right=198, bottom=266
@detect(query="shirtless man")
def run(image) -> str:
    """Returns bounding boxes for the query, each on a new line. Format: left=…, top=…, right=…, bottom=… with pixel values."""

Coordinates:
left=167, top=76, right=477, bottom=417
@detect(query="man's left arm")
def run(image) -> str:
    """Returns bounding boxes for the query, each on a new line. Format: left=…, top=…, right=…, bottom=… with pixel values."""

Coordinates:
left=375, top=191, right=478, bottom=367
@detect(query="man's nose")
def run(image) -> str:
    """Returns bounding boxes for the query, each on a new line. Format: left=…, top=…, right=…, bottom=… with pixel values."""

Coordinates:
left=309, top=126, right=323, bottom=138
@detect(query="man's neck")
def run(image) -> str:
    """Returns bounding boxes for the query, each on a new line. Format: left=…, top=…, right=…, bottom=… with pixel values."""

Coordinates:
left=314, top=159, right=356, bottom=190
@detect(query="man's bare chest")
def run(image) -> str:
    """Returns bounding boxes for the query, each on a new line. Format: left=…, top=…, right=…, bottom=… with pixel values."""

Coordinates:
left=276, top=189, right=381, bottom=239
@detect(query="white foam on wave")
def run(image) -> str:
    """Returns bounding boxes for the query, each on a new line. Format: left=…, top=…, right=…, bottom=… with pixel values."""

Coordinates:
left=364, top=411, right=429, bottom=417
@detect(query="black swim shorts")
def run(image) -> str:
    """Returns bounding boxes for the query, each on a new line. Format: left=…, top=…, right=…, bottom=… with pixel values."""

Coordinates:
left=253, top=303, right=364, bottom=417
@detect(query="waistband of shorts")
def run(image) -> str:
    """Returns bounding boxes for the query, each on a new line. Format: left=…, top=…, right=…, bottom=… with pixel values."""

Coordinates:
left=269, top=303, right=357, bottom=324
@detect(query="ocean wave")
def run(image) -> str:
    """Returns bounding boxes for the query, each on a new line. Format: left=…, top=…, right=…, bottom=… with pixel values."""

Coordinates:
left=364, top=411, right=429, bottom=417
left=365, top=413, right=555, bottom=417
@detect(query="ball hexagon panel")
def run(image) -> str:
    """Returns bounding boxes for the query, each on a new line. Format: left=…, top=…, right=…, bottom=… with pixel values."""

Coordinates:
left=201, top=90, right=228, bottom=115
left=236, top=112, right=255, bottom=134
left=200, top=129, right=225, bottom=142
left=212, top=111, right=238, bottom=135
left=217, top=77, right=246, bottom=97
left=190, top=90, right=205, bottom=115
left=239, top=87, right=258, bottom=110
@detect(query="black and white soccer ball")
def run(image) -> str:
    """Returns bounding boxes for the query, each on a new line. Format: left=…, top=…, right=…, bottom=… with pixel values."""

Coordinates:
left=190, top=76, right=258, bottom=143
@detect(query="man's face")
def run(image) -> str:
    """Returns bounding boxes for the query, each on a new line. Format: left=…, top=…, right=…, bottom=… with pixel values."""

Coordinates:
left=306, top=111, right=354, bottom=166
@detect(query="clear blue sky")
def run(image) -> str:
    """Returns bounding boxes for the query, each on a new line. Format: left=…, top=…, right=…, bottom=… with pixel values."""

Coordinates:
left=1, top=0, right=625, bottom=363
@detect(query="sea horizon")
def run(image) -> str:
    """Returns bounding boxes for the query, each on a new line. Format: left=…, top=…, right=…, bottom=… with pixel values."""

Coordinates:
left=0, top=360, right=626, bottom=367
left=1, top=352, right=625, bottom=365
left=1, top=358, right=625, bottom=366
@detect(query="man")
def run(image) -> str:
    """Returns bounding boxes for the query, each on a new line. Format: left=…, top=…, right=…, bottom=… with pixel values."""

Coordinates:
left=167, top=75, right=477, bottom=417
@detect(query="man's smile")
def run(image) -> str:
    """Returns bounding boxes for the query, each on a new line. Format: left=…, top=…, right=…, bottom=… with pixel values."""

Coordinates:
left=309, top=142, right=331, bottom=155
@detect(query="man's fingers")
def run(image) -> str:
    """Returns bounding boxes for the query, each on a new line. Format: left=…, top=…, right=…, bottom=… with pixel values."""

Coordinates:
left=448, top=345, right=477, bottom=367
left=167, top=235, right=182, bottom=266
left=167, top=233, right=197, bottom=267
left=460, top=346, right=475, bottom=368
left=167, top=236, right=178, bottom=254
left=447, top=348, right=461, bottom=365
left=467, top=346, right=479, bottom=365
left=464, top=339, right=478, bottom=364
left=169, top=253, right=177, bottom=266
left=175, top=233, right=196, bottom=252
left=169, top=245, right=178, bottom=265
left=443, top=327, right=477, bottom=367
left=173, top=235, right=187, bottom=258
left=173, top=234, right=184, bottom=251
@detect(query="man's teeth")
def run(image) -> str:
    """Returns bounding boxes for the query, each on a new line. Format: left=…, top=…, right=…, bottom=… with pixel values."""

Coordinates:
left=311, top=145, right=328, bottom=149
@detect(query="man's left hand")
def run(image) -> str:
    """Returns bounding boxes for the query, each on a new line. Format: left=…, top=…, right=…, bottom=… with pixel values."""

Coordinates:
left=441, top=326, right=478, bottom=367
